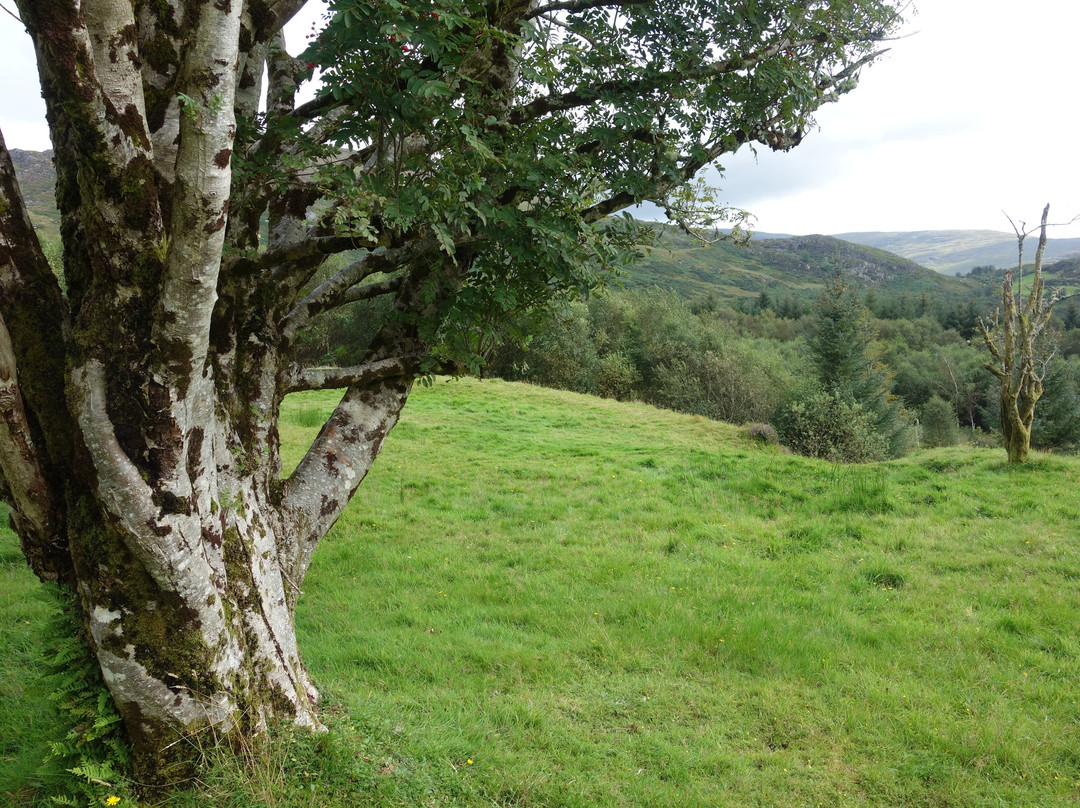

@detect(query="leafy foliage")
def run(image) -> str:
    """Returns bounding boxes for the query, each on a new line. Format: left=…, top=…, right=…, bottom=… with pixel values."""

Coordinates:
left=1031, top=356, right=1080, bottom=451
left=775, top=389, right=889, bottom=462
left=492, top=289, right=803, bottom=424
left=246, top=0, right=906, bottom=370
left=919, top=395, right=960, bottom=448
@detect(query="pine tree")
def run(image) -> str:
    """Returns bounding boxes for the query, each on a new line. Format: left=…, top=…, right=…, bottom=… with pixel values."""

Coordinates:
left=807, top=274, right=910, bottom=456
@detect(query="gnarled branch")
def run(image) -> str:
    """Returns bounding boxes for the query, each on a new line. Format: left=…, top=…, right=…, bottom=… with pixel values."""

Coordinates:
left=284, top=355, right=420, bottom=394
left=280, top=245, right=416, bottom=346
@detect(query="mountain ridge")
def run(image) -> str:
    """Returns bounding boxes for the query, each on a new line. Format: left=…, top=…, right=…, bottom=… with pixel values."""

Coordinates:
left=833, top=229, right=1080, bottom=275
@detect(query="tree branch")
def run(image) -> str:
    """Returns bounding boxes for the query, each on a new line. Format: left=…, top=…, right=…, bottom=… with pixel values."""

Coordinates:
left=0, top=1, right=21, bottom=23
left=279, top=250, right=400, bottom=342
left=226, top=234, right=381, bottom=277
left=338, top=274, right=406, bottom=306
left=0, top=313, right=61, bottom=572
left=152, top=0, right=244, bottom=388
left=69, top=360, right=175, bottom=585
left=284, top=355, right=420, bottom=393
left=284, top=260, right=416, bottom=347
left=259, top=0, right=314, bottom=40
left=574, top=46, right=883, bottom=226
left=523, top=0, right=649, bottom=20
left=280, top=375, right=413, bottom=586
left=0, top=133, right=74, bottom=578
left=507, top=37, right=795, bottom=126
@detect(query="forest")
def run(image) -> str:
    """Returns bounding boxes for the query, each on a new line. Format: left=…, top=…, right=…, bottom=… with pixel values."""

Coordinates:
left=290, top=238, right=1080, bottom=463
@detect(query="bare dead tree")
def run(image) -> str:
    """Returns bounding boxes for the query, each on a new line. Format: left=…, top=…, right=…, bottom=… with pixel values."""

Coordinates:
left=977, top=205, right=1076, bottom=462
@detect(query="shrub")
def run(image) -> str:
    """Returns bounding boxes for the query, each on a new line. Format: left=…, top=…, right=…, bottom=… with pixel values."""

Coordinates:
left=520, top=301, right=600, bottom=393
left=920, top=395, right=960, bottom=447
left=808, top=274, right=912, bottom=458
left=775, top=391, right=889, bottom=463
left=35, top=589, right=137, bottom=807
left=650, top=345, right=792, bottom=426
left=596, top=351, right=641, bottom=400
left=1031, top=356, right=1080, bottom=451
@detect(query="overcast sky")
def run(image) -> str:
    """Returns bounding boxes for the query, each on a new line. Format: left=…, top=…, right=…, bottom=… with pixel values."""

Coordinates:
left=2, top=1, right=1078, bottom=237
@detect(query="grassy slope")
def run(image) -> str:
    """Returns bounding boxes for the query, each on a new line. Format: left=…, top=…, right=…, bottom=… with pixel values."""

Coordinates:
left=3, top=379, right=1080, bottom=806
left=7, top=150, right=61, bottom=246
left=0, top=536, right=58, bottom=804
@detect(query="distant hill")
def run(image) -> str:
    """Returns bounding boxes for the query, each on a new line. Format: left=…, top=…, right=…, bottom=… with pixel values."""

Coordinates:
left=7, top=149, right=60, bottom=244
left=834, top=229, right=1080, bottom=276
left=626, top=226, right=976, bottom=305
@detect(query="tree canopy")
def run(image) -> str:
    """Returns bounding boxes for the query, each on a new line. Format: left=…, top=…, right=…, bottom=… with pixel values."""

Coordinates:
left=0, top=0, right=904, bottom=786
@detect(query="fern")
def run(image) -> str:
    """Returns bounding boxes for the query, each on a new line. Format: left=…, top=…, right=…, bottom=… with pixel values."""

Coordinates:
left=35, top=587, right=136, bottom=807
left=67, top=759, right=119, bottom=785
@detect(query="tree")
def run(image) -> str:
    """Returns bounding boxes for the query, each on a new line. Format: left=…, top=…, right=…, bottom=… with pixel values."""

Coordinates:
left=798, top=272, right=910, bottom=457
left=919, top=395, right=959, bottom=448
left=0, top=0, right=903, bottom=784
left=977, top=205, right=1068, bottom=463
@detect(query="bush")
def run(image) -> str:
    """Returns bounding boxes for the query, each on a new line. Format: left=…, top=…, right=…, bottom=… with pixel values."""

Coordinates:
left=775, top=391, right=889, bottom=463
left=520, top=301, right=600, bottom=393
left=920, top=395, right=959, bottom=447
left=596, top=351, right=641, bottom=400
left=650, top=345, right=792, bottom=426
left=808, top=274, right=913, bottom=458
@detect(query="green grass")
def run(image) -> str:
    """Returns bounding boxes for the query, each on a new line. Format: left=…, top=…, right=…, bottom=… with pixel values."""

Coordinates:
left=0, top=530, right=64, bottom=804
left=4, top=378, right=1080, bottom=806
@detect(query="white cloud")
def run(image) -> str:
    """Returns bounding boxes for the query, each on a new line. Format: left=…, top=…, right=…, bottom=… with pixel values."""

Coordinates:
left=711, top=0, right=1080, bottom=237
left=0, top=14, right=47, bottom=150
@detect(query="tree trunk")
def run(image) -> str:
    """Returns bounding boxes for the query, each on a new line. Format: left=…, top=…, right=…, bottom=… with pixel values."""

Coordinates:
left=62, top=343, right=412, bottom=781
left=68, top=493, right=324, bottom=782
left=978, top=206, right=1055, bottom=465
left=38, top=350, right=410, bottom=783
left=0, top=0, right=416, bottom=778
left=1000, top=397, right=1031, bottom=464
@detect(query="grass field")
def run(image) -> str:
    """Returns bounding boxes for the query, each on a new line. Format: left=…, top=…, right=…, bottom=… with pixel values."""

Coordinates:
left=3, top=378, right=1080, bottom=806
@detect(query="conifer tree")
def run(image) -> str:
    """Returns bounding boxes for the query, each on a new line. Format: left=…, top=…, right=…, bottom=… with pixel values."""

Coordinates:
left=807, top=274, right=909, bottom=455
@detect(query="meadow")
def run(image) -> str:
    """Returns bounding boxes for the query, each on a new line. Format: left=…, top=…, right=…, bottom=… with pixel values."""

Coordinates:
left=2, top=378, right=1079, bottom=806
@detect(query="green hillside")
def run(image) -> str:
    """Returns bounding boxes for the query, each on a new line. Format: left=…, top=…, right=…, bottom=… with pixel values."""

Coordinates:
left=6, top=149, right=60, bottom=246
left=627, top=225, right=976, bottom=305
left=4, top=379, right=1079, bottom=807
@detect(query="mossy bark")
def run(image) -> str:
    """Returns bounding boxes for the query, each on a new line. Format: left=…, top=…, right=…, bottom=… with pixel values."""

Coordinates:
left=68, top=484, right=323, bottom=786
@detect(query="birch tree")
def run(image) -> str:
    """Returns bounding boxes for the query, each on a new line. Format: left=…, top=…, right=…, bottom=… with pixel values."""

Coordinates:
left=0, top=0, right=903, bottom=782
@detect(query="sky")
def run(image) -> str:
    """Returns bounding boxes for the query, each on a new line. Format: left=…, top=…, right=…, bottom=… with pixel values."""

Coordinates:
left=1, top=0, right=1078, bottom=237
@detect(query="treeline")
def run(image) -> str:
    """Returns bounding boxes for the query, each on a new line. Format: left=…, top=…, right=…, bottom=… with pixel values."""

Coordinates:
left=290, top=254, right=1080, bottom=460
left=484, top=280, right=1080, bottom=459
